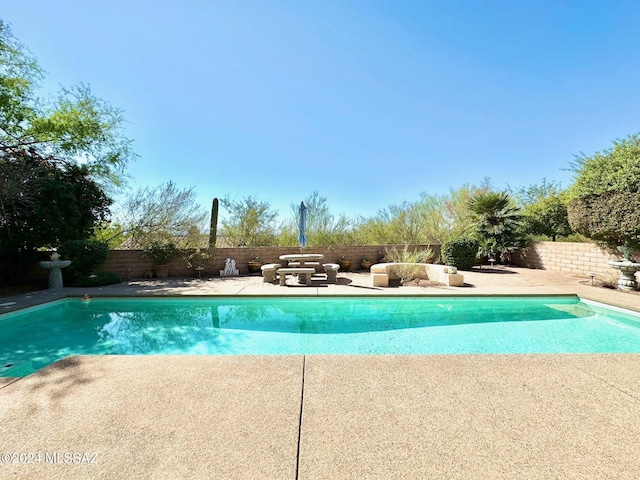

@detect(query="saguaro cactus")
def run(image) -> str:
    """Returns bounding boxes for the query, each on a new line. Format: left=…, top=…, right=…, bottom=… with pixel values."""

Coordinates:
left=209, top=197, right=219, bottom=249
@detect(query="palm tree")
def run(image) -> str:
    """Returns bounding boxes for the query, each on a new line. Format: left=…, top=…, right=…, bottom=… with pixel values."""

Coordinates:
left=468, top=191, right=525, bottom=263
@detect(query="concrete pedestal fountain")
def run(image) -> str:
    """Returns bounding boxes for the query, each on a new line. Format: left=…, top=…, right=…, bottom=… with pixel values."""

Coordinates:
left=608, top=259, right=640, bottom=291
left=39, top=252, right=72, bottom=289
left=607, top=247, right=640, bottom=291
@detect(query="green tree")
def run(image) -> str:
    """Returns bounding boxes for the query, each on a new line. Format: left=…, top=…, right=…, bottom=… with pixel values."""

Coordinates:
left=0, top=21, right=135, bottom=189
left=354, top=201, right=420, bottom=245
left=352, top=215, right=393, bottom=245
left=566, top=133, right=640, bottom=256
left=220, top=195, right=278, bottom=246
left=523, top=193, right=572, bottom=241
left=0, top=153, right=111, bottom=283
left=58, top=239, right=109, bottom=281
left=426, top=184, right=486, bottom=244
left=279, top=192, right=356, bottom=246
left=91, top=221, right=128, bottom=249
left=569, top=133, right=640, bottom=198
left=0, top=21, right=135, bottom=283
left=510, top=178, right=561, bottom=207
left=468, top=191, right=526, bottom=263
left=354, top=199, right=440, bottom=245
left=0, top=155, right=111, bottom=249
left=115, top=181, right=208, bottom=248
left=567, top=192, right=640, bottom=257
left=302, top=191, right=355, bottom=246
left=353, top=184, right=484, bottom=246
left=510, top=179, right=572, bottom=241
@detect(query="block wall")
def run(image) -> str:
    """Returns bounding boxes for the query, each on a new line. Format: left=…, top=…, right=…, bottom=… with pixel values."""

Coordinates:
left=97, top=244, right=441, bottom=279
left=512, top=242, right=621, bottom=277
left=28, top=242, right=633, bottom=284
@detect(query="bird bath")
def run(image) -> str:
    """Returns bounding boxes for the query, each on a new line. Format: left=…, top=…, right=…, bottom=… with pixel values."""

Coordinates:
left=608, top=258, right=640, bottom=291
left=39, top=252, right=71, bottom=289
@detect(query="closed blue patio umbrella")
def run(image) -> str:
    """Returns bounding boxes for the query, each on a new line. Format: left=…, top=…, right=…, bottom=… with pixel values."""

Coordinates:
left=297, top=201, right=307, bottom=251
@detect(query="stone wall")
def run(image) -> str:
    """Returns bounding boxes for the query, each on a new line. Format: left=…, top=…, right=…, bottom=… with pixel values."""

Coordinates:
left=512, top=241, right=621, bottom=278
left=98, top=244, right=441, bottom=280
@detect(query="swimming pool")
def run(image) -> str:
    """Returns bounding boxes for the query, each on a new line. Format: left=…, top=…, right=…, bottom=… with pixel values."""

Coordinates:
left=2, top=295, right=640, bottom=377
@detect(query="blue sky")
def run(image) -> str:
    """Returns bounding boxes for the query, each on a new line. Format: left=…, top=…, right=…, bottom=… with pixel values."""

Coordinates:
left=3, top=1, right=640, bottom=221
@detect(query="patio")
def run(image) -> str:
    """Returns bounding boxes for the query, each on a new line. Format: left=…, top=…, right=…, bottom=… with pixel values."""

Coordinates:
left=1, top=267, right=639, bottom=479
left=2, top=266, right=638, bottom=313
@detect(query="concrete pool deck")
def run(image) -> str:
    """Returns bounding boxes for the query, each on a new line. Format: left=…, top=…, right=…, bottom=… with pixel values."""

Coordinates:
left=1, top=266, right=640, bottom=479
left=2, top=266, right=639, bottom=313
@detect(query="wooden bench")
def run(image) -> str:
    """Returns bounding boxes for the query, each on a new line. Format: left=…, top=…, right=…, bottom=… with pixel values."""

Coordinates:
left=323, top=263, right=340, bottom=283
left=260, top=263, right=281, bottom=283
left=277, top=267, right=316, bottom=286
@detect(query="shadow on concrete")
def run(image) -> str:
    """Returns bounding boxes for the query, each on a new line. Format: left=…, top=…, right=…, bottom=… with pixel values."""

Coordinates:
left=347, top=284, right=384, bottom=291
left=472, top=267, right=517, bottom=275
left=17, top=356, right=99, bottom=416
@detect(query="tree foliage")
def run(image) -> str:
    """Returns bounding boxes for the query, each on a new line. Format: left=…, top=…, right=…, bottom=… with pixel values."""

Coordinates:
left=522, top=193, right=573, bottom=241
left=91, top=221, right=128, bottom=249
left=0, top=154, right=111, bottom=251
left=436, top=185, right=484, bottom=243
left=220, top=195, right=278, bottom=246
left=568, top=133, right=640, bottom=198
left=0, top=21, right=135, bottom=189
left=567, top=133, right=640, bottom=255
left=352, top=200, right=424, bottom=245
left=353, top=184, right=485, bottom=246
left=510, top=178, right=563, bottom=207
left=510, top=180, right=572, bottom=241
left=0, top=153, right=111, bottom=283
left=0, top=21, right=135, bottom=284
left=567, top=192, right=640, bottom=256
left=58, top=239, right=109, bottom=281
left=116, top=181, right=208, bottom=248
left=468, top=191, right=526, bottom=262
left=279, top=191, right=356, bottom=247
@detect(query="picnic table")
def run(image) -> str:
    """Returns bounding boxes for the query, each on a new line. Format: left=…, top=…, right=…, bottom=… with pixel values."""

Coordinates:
left=279, top=253, right=324, bottom=267
left=278, top=253, right=325, bottom=285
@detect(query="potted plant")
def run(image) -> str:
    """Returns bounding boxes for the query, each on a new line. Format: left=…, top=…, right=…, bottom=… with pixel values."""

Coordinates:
left=378, top=250, right=389, bottom=263
left=361, top=257, right=373, bottom=271
left=247, top=255, right=263, bottom=274
left=140, top=241, right=179, bottom=278
left=337, top=256, right=351, bottom=272
left=183, top=248, right=212, bottom=278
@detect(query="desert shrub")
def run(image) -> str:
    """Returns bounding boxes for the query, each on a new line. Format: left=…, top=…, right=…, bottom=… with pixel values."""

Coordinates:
left=58, top=240, right=109, bottom=280
left=441, top=238, right=479, bottom=270
left=599, top=272, right=621, bottom=290
left=384, top=245, right=434, bottom=283
left=384, top=245, right=433, bottom=263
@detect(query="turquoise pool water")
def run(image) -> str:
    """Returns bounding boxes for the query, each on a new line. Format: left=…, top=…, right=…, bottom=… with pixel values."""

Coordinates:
left=1, top=296, right=640, bottom=377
